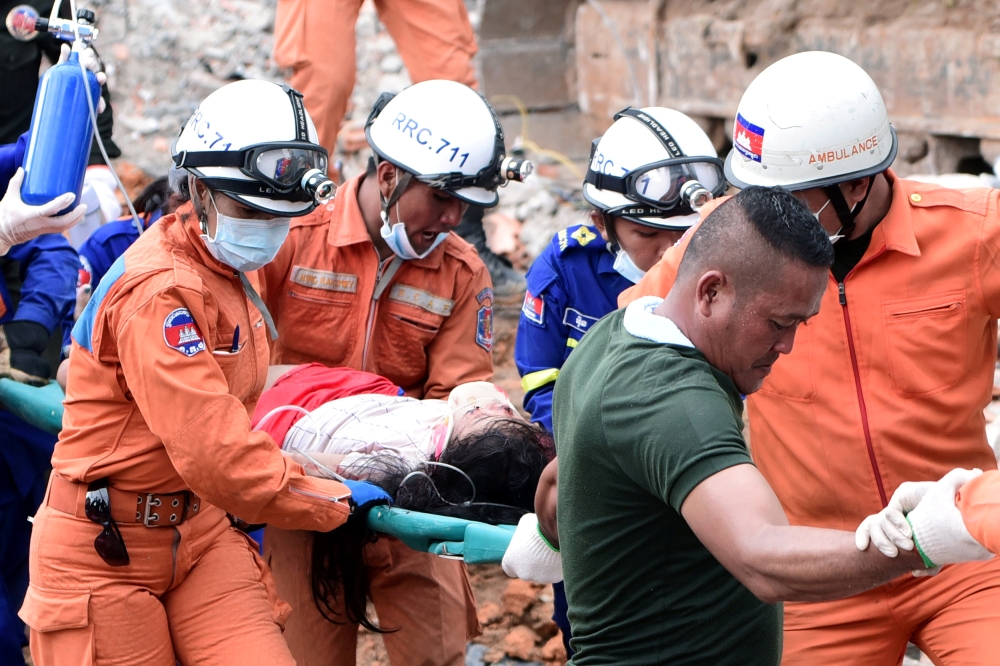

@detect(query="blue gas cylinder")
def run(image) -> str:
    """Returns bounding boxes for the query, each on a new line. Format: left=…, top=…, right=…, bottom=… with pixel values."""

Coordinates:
left=20, top=50, right=102, bottom=210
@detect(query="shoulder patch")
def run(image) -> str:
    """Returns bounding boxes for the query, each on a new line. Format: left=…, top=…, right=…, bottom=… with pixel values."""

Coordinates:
left=163, top=308, right=206, bottom=357
left=570, top=226, right=597, bottom=246
left=563, top=307, right=600, bottom=333
left=476, top=288, right=494, bottom=352
left=556, top=225, right=602, bottom=255
left=522, top=289, right=544, bottom=325
left=78, top=255, right=93, bottom=289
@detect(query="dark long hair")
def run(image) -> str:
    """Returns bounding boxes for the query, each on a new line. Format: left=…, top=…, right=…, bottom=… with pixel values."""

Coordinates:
left=310, top=418, right=553, bottom=632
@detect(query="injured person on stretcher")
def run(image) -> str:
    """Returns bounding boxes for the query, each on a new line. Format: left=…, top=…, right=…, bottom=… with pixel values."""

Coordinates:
left=251, top=363, right=553, bottom=630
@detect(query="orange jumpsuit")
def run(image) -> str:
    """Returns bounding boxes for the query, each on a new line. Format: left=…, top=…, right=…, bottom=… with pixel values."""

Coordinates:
left=273, top=0, right=478, bottom=156
left=20, top=203, right=353, bottom=666
left=958, top=470, right=1000, bottom=555
left=621, top=172, right=1000, bottom=665
left=260, top=174, right=490, bottom=666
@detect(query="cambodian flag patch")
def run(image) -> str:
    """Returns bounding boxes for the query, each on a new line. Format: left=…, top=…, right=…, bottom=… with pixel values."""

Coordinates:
left=734, top=113, right=765, bottom=163
left=163, top=308, right=206, bottom=357
left=522, top=290, right=544, bottom=325
left=476, top=288, right=494, bottom=352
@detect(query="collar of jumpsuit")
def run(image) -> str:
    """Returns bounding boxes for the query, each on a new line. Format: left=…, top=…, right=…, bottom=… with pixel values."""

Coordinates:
left=325, top=175, right=448, bottom=269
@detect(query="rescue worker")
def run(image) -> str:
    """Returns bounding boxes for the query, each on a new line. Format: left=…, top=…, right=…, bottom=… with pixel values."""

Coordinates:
left=261, top=78, right=528, bottom=666
left=512, top=106, right=725, bottom=655
left=19, top=79, right=387, bottom=666
left=622, top=51, right=1000, bottom=664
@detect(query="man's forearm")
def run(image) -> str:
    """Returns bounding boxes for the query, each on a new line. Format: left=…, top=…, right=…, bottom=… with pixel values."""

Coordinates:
left=745, top=525, right=925, bottom=603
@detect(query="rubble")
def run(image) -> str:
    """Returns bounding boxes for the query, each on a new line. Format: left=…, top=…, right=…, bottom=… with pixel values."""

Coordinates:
left=90, top=0, right=581, bottom=267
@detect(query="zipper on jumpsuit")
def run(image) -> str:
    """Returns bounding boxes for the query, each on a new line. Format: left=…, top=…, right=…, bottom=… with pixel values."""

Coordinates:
left=837, top=277, right=888, bottom=507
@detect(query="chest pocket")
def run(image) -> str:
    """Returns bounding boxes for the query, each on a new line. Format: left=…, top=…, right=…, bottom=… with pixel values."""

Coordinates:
left=282, top=278, right=358, bottom=367
left=882, top=291, right=967, bottom=396
left=212, top=324, right=257, bottom=403
left=373, top=290, right=449, bottom=388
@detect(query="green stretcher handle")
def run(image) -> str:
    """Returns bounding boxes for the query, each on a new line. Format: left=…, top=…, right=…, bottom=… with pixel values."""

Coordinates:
left=366, top=506, right=516, bottom=564
left=0, top=378, right=65, bottom=435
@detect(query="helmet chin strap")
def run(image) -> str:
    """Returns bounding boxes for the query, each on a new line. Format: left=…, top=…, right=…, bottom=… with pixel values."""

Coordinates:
left=821, top=175, right=877, bottom=241
left=189, top=175, right=211, bottom=234
left=379, top=166, right=414, bottom=225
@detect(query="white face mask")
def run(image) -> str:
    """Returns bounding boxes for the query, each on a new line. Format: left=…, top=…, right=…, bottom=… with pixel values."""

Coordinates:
left=613, top=249, right=646, bottom=284
left=810, top=198, right=842, bottom=244
left=201, top=190, right=291, bottom=271
left=380, top=208, right=448, bottom=261
left=379, top=168, right=448, bottom=260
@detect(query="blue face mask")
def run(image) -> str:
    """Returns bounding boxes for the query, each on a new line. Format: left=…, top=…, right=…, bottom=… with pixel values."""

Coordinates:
left=613, top=248, right=646, bottom=284
left=380, top=206, right=448, bottom=261
left=201, top=191, right=291, bottom=272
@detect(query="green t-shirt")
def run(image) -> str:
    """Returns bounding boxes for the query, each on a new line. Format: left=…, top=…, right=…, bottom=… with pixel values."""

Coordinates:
left=554, top=304, right=782, bottom=665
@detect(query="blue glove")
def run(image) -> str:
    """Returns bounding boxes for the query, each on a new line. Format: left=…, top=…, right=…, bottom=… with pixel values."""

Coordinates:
left=343, top=479, right=393, bottom=513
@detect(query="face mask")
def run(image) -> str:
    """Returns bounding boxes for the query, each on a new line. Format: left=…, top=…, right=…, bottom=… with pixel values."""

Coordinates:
left=810, top=199, right=842, bottom=244
left=201, top=191, right=291, bottom=271
left=379, top=170, right=448, bottom=261
left=613, top=249, right=646, bottom=284
left=380, top=210, right=447, bottom=260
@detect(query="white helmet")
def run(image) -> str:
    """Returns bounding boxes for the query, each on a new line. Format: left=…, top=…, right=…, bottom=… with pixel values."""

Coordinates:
left=172, top=80, right=335, bottom=217
left=364, top=80, right=530, bottom=207
left=583, top=107, right=725, bottom=230
left=725, top=51, right=897, bottom=192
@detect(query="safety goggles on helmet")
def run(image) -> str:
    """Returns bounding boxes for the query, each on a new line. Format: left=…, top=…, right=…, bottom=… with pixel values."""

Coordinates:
left=173, top=141, right=330, bottom=202
left=173, top=85, right=336, bottom=213
left=585, top=107, right=726, bottom=218
left=364, top=91, right=532, bottom=196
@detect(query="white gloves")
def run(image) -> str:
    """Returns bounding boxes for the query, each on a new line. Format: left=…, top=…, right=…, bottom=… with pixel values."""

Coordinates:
left=855, top=468, right=994, bottom=569
left=855, top=480, right=935, bottom=557
left=906, top=468, right=994, bottom=568
left=57, top=44, right=107, bottom=112
left=502, top=513, right=563, bottom=584
left=0, top=169, right=86, bottom=256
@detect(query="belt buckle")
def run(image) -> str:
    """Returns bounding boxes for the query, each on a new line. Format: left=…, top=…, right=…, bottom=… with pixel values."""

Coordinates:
left=142, top=494, right=163, bottom=527
left=142, top=491, right=193, bottom=527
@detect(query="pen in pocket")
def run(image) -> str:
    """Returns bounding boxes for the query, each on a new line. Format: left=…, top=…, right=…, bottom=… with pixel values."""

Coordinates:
left=231, top=325, right=240, bottom=353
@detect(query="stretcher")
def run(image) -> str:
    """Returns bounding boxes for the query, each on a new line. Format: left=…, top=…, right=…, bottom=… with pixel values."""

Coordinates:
left=0, top=379, right=516, bottom=563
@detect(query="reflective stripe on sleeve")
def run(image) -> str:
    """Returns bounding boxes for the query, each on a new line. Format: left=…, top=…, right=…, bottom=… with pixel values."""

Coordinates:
left=521, top=368, right=560, bottom=393
left=566, top=338, right=578, bottom=348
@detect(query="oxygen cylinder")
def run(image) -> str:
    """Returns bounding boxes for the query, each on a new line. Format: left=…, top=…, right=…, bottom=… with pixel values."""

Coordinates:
left=20, top=49, right=101, bottom=210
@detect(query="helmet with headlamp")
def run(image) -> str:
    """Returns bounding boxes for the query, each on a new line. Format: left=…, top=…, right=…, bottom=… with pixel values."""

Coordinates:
left=171, top=79, right=335, bottom=217
left=364, top=80, right=531, bottom=207
left=583, top=107, right=725, bottom=231
left=363, top=79, right=532, bottom=260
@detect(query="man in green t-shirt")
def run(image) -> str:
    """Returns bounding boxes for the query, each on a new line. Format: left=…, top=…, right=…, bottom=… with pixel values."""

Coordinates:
left=554, top=187, right=926, bottom=665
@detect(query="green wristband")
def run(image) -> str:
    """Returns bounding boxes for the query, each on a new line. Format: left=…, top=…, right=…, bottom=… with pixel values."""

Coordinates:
left=536, top=523, right=560, bottom=553
left=906, top=516, right=938, bottom=569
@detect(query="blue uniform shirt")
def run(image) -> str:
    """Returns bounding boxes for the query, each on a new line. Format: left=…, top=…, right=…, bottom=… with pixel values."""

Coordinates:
left=0, top=133, right=28, bottom=188
left=77, top=211, right=159, bottom=291
left=514, top=224, right=633, bottom=432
